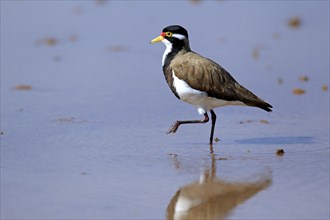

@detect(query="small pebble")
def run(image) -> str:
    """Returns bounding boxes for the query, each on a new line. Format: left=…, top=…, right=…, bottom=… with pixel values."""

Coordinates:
left=298, top=76, right=309, bottom=82
left=288, top=17, right=301, bottom=29
left=45, top=37, right=57, bottom=46
left=95, top=0, right=107, bottom=5
left=276, top=149, right=285, bottom=156
left=69, top=34, right=78, bottom=42
left=239, top=120, right=253, bottom=124
left=14, top=84, right=32, bottom=91
left=107, top=45, right=126, bottom=52
left=292, top=88, right=305, bottom=95
left=252, top=47, right=259, bottom=59
left=189, top=0, right=202, bottom=4
left=277, top=77, right=284, bottom=85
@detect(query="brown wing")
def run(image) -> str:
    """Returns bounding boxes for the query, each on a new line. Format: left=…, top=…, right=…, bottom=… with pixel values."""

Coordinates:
left=170, top=51, right=272, bottom=112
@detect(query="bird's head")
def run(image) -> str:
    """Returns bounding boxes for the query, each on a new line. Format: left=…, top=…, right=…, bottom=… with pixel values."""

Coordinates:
left=150, top=25, right=190, bottom=50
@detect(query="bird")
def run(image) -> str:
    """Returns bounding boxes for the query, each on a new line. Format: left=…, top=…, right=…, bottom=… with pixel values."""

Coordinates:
left=150, top=25, right=272, bottom=145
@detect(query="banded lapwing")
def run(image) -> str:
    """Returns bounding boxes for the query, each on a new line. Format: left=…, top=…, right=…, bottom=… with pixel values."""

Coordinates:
left=150, top=25, right=272, bottom=145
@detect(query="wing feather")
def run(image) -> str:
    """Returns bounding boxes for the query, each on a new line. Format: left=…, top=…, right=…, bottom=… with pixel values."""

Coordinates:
left=170, top=51, right=273, bottom=111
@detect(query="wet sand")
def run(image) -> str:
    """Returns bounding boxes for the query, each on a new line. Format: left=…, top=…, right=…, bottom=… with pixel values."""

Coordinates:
left=1, top=1, right=329, bottom=219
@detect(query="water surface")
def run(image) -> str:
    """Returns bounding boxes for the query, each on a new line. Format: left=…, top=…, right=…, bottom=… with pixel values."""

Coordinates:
left=1, top=1, right=329, bottom=219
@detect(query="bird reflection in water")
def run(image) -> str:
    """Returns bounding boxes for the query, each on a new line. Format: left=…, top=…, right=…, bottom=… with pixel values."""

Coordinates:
left=166, top=153, right=272, bottom=220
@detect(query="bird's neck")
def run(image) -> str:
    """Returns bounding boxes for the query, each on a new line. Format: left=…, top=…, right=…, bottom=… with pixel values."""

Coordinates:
left=162, top=41, right=190, bottom=68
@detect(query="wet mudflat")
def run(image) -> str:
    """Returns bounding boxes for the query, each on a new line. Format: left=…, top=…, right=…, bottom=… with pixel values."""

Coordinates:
left=1, top=1, right=329, bottom=219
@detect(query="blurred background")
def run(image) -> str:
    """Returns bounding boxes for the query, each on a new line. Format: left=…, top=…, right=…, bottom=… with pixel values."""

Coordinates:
left=1, top=1, right=329, bottom=219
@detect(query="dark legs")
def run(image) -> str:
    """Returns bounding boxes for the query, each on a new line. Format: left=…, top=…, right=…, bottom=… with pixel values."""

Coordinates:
left=167, top=113, right=209, bottom=134
left=167, top=110, right=218, bottom=145
left=209, top=110, right=217, bottom=145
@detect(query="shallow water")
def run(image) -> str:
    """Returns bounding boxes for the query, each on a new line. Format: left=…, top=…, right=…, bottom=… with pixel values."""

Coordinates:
left=1, top=1, right=329, bottom=219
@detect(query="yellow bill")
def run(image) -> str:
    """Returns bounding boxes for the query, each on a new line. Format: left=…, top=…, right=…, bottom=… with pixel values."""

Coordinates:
left=150, top=35, right=164, bottom=44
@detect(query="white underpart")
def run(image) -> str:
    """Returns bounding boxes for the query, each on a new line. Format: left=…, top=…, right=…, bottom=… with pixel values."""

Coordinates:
left=161, top=39, right=172, bottom=66
left=172, top=70, right=246, bottom=115
left=160, top=36, right=245, bottom=114
left=174, top=195, right=202, bottom=220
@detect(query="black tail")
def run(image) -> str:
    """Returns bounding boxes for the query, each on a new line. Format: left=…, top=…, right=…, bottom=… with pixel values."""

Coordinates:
left=242, top=99, right=273, bottom=112
left=234, top=83, right=273, bottom=112
left=256, top=102, right=273, bottom=112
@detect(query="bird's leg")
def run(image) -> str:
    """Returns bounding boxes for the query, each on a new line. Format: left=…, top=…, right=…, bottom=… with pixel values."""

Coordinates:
left=167, top=113, right=209, bottom=134
left=209, top=144, right=214, bottom=154
left=209, top=110, right=217, bottom=145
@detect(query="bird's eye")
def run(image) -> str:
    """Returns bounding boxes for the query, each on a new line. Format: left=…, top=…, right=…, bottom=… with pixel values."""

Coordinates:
left=165, top=32, right=173, bottom=37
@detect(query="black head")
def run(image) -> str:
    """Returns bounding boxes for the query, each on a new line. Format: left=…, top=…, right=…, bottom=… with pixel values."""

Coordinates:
left=162, top=25, right=189, bottom=40
left=150, top=25, right=190, bottom=51
left=150, top=25, right=189, bottom=44
left=150, top=25, right=191, bottom=66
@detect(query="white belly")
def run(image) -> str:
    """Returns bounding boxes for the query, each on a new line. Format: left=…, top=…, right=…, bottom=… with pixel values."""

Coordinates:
left=172, top=71, right=245, bottom=114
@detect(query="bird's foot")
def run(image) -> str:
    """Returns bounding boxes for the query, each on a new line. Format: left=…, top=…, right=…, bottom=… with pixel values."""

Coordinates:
left=209, top=143, right=214, bottom=154
left=167, top=121, right=180, bottom=134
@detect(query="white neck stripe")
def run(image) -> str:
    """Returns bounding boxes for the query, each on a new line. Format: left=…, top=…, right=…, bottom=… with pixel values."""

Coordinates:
left=161, top=38, right=172, bottom=67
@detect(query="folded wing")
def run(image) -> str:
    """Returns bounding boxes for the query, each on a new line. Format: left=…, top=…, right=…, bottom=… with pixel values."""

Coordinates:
left=170, top=52, right=272, bottom=112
